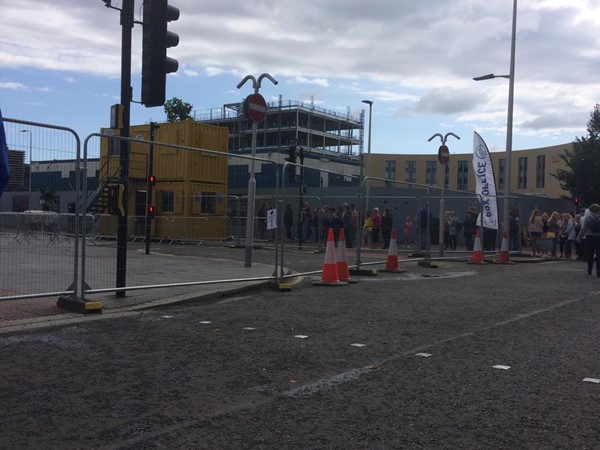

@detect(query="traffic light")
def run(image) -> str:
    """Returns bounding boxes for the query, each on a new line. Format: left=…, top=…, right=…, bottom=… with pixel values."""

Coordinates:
left=148, top=174, right=156, bottom=186
left=286, top=145, right=297, bottom=163
left=573, top=196, right=580, bottom=208
left=148, top=204, right=156, bottom=219
left=141, top=0, right=180, bottom=107
left=285, top=145, right=297, bottom=184
left=107, top=184, right=118, bottom=215
left=107, top=184, right=125, bottom=216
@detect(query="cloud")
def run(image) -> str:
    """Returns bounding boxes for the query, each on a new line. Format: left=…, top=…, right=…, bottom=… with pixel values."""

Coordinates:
left=292, top=76, right=329, bottom=87
left=0, top=81, right=27, bottom=90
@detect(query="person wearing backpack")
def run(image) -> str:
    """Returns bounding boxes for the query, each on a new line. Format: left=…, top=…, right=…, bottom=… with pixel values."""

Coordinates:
left=577, top=203, right=600, bottom=276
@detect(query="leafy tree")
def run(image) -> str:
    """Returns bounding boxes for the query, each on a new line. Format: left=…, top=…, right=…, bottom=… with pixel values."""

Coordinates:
left=553, top=104, right=600, bottom=205
left=164, top=97, right=193, bottom=122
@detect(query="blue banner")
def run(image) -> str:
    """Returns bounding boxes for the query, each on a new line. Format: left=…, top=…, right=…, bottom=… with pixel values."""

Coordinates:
left=0, top=109, right=9, bottom=198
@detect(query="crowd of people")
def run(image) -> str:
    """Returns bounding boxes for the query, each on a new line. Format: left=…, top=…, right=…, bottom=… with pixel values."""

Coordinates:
left=277, top=200, right=600, bottom=278
left=527, top=204, right=600, bottom=277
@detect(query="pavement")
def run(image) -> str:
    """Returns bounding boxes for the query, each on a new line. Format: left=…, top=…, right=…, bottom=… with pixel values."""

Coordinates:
left=0, top=240, right=545, bottom=332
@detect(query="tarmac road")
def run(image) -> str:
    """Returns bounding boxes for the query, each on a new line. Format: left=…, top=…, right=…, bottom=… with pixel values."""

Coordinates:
left=1, top=252, right=599, bottom=449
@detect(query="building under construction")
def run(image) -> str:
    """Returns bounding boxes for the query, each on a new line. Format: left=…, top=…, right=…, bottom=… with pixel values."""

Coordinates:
left=194, top=97, right=365, bottom=190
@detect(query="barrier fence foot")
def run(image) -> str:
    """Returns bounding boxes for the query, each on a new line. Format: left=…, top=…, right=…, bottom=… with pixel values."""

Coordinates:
left=349, top=268, right=378, bottom=276
left=417, top=260, right=438, bottom=268
left=57, top=296, right=102, bottom=314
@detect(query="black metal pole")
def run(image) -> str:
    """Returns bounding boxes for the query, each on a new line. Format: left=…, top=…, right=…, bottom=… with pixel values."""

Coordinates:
left=145, top=122, right=157, bottom=254
left=298, top=145, right=304, bottom=250
left=116, top=0, right=133, bottom=298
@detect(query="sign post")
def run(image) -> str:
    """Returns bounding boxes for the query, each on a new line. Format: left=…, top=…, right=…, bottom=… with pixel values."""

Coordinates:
left=237, top=74, right=278, bottom=269
left=428, top=132, right=460, bottom=258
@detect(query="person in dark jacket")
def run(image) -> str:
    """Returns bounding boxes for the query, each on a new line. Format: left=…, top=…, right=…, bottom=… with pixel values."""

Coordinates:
left=463, top=208, right=478, bottom=251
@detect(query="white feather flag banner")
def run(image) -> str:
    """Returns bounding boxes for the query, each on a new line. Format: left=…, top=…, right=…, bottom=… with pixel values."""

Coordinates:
left=472, top=132, right=499, bottom=230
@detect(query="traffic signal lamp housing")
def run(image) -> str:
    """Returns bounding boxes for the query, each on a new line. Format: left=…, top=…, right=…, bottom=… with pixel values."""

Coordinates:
left=148, top=175, right=156, bottom=186
left=573, top=196, right=580, bottom=208
left=141, top=0, right=180, bottom=107
left=148, top=205, right=156, bottom=219
left=107, top=184, right=125, bottom=216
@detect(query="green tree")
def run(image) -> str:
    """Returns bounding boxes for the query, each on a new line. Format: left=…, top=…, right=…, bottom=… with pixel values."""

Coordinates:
left=164, top=97, right=193, bottom=122
left=553, top=104, right=600, bottom=205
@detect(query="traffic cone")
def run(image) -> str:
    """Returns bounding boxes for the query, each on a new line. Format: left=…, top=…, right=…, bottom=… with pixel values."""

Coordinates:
left=312, top=228, right=346, bottom=286
left=336, top=229, right=356, bottom=283
left=497, top=231, right=511, bottom=264
left=381, top=228, right=406, bottom=273
left=470, top=229, right=484, bottom=264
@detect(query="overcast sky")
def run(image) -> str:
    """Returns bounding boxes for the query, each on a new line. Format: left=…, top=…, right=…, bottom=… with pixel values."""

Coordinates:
left=1, top=0, right=600, bottom=156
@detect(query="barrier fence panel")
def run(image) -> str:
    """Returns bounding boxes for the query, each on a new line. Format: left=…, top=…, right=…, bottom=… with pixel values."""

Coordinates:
left=81, top=135, right=281, bottom=299
left=1, top=119, right=80, bottom=302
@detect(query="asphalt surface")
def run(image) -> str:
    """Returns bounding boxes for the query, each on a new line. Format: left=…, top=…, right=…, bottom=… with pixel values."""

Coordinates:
left=2, top=245, right=599, bottom=449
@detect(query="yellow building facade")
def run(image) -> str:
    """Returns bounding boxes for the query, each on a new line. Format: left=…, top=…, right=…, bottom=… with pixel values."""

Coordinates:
left=369, top=143, right=573, bottom=199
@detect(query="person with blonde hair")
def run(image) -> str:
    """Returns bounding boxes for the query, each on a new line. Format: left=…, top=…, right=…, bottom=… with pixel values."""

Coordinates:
left=547, top=211, right=561, bottom=259
left=528, top=208, right=544, bottom=256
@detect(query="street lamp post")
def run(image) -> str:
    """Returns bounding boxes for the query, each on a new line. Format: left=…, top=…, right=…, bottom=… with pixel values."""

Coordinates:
left=21, top=129, right=32, bottom=192
left=362, top=100, right=373, bottom=212
left=473, top=0, right=517, bottom=248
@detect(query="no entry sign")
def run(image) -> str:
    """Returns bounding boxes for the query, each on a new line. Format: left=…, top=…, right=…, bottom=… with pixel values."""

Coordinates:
left=245, top=93, right=267, bottom=123
left=438, top=145, right=450, bottom=164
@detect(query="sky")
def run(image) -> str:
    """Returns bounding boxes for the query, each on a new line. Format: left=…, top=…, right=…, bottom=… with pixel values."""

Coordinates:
left=1, top=0, right=600, bottom=157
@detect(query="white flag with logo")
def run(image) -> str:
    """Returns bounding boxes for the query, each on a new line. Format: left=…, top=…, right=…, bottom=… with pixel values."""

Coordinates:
left=472, top=132, right=499, bottom=230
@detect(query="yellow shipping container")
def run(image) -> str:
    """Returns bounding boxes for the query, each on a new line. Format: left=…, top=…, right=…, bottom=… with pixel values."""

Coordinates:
left=98, top=120, right=229, bottom=241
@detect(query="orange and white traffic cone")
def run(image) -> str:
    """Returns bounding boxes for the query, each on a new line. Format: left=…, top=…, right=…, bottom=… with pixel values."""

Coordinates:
left=470, top=229, right=484, bottom=264
left=381, top=228, right=406, bottom=273
left=336, top=229, right=356, bottom=283
left=497, top=231, right=511, bottom=264
left=313, top=228, right=346, bottom=286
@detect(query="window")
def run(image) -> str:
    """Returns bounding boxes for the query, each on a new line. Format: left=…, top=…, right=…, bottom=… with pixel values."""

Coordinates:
left=404, top=160, right=416, bottom=184
left=498, top=158, right=505, bottom=191
left=518, top=157, right=528, bottom=189
left=201, top=191, right=216, bottom=214
left=385, top=160, right=396, bottom=187
left=160, top=191, right=175, bottom=213
left=457, top=160, right=468, bottom=190
left=536, top=155, right=545, bottom=188
left=425, top=161, right=437, bottom=186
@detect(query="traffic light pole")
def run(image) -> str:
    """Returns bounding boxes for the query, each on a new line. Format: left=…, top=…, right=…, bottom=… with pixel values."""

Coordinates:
left=116, top=0, right=133, bottom=298
left=145, top=122, right=157, bottom=254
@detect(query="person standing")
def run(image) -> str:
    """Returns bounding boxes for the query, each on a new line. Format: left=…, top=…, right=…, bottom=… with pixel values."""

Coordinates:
left=402, top=215, right=414, bottom=249
left=562, top=212, right=576, bottom=260
left=528, top=208, right=544, bottom=256
left=350, top=203, right=359, bottom=249
left=371, top=207, right=381, bottom=246
left=419, top=203, right=431, bottom=250
left=509, top=207, right=521, bottom=252
left=381, top=207, right=394, bottom=249
left=283, top=203, right=294, bottom=240
left=577, top=203, right=600, bottom=276
left=362, top=210, right=373, bottom=247
left=448, top=211, right=459, bottom=250
left=463, top=208, right=477, bottom=251
left=342, top=203, right=353, bottom=248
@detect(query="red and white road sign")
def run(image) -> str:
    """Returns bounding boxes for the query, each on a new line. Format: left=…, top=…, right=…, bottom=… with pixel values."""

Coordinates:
left=438, top=145, right=450, bottom=164
left=245, top=93, right=267, bottom=122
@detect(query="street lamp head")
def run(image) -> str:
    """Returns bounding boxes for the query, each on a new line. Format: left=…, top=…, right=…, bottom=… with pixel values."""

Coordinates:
left=473, top=73, right=511, bottom=81
left=362, top=100, right=373, bottom=106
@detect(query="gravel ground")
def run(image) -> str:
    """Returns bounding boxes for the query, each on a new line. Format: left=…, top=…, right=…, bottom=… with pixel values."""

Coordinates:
left=1, top=253, right=599, bottom=449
